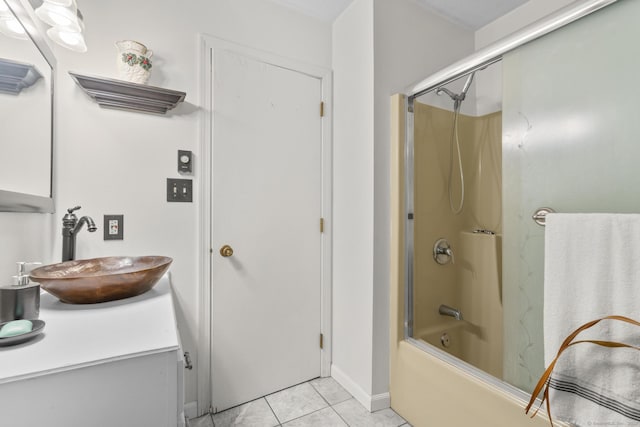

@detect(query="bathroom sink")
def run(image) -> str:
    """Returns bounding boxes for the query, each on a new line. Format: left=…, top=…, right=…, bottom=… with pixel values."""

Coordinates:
left=29, top=256, right=172, bottom=304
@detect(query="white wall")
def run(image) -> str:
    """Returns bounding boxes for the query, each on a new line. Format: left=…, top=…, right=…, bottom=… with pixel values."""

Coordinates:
left=332, top=0, right=376, bottom=400
left=331, top=0, right=474, bottom=408
left=8, top=0, right=331, bottom=407
left=372, top=0, right=474, bottom=396
left=0, top=214, right=56, bottom=281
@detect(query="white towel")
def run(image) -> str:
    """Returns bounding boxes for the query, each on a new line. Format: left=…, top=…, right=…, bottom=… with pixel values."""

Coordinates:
left=544, top=213, right=640, bottom=426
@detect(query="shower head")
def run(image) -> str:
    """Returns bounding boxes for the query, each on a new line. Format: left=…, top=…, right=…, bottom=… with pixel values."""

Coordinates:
left=435, top=71, right=476, bottom=104
left=435, top=87, right=458, bottom=100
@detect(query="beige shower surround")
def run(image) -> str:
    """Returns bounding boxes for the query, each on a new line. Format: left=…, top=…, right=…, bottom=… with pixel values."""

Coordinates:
left=412, top=100, right=503, bottom=378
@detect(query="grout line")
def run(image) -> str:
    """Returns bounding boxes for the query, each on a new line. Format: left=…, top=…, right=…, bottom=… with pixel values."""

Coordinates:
left=309, top=377, right=353, bottom=407
left=329, top=404, right=351, bottom=427
left=309, top=378, right=353, bottom=426
left=267, top=380, right=332, bottom=425
left=263, top=396, right=283, bottom=426
left=213, top=378, right=391, bottom=427
left=265, top=377, right=321, bottom=400
left=308, top=380, right=332, bottom=407
left=281, top=406, right=331, bottom=425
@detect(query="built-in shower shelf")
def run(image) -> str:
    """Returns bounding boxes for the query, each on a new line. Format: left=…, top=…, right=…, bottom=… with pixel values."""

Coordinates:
left=69, top=72, right=186, bottom=114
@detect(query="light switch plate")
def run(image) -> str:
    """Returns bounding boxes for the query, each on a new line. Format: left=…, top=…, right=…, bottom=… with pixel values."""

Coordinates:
left=104, top=215, right=124, bottom=240
left=167, top=178, right=193, bottom=202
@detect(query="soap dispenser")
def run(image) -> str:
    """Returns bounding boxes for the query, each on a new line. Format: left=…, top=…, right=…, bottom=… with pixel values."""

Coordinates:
left=0, top=262, right=41, bottom=323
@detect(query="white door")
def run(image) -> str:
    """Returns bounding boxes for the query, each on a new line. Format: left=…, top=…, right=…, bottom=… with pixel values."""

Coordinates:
left=210, top=48, right=323, bottom=412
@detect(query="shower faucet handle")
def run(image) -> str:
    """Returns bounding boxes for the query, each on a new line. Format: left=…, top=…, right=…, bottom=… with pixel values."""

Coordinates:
left=433, top=238, right=454, bottom=265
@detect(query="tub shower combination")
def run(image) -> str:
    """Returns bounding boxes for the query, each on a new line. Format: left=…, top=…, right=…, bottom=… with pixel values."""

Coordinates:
left=406, top=66, right=504, bottom=380
left=391, top=2, right=634, bottom=424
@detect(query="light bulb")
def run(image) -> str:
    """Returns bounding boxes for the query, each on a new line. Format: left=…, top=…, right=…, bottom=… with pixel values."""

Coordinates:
left=58, top=30, right=78, bottom=45
left=0, top=16, right=29, bottom=40
left=5, top=18, right=24, bottom=33
left=43, top=0, right=73, bottom=6
left=36, top=2, right=81, bottom=32
left=47, top=26, right=87, bottom=52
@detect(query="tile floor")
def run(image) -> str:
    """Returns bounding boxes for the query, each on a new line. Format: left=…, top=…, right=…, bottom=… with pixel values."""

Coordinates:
left=189, top=377, right=411, bottom=427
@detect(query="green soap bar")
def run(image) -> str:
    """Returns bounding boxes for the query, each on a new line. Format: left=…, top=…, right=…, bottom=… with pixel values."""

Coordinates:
left=0, top=320, right=33, bottom=338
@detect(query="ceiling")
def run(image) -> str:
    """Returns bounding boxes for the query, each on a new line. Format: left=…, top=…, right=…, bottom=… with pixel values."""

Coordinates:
left=267, top=0, right=529, bottom=29
left=266, top=0, right=354, bottom=23
left=415, top=0, right=529, bottom=29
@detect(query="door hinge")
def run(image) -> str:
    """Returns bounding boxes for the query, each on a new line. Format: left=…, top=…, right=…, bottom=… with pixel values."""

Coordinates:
left=320, top=217, right=324, bottom=233
left=320, top=101, right=325, bottom=117
left=183, top=351, right=193, bottom=370
left=320, top=333, right=324, bottom=349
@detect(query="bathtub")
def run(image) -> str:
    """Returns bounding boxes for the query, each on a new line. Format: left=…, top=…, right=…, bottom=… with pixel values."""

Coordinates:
left=415, top=320, right=468, bottom=361
left=416, top=317, right=503, bottom=380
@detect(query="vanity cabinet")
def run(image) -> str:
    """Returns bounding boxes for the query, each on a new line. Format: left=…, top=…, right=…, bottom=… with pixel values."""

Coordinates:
left=0, top=275, right=185, bottom=427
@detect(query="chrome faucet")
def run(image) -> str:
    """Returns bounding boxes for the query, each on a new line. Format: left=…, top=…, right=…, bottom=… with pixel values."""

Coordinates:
left=62, top=206, right=97, bottom=261
left=439, top=304, right=463, bottom=321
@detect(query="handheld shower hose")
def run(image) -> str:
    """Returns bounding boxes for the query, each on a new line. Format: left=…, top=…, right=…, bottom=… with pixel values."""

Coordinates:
left=435, top=72, right=475, bottom=215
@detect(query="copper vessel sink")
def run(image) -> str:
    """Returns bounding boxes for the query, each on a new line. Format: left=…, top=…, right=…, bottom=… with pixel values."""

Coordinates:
left=29, top=256, right=172, bottom=304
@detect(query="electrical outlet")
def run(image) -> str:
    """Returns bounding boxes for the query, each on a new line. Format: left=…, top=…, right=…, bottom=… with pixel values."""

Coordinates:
left=167, top=178, right=193, bottom=202
left=103, top=215, right=124, bottom=240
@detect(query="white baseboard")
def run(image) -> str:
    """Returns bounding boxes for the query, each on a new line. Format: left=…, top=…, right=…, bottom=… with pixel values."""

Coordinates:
left=330, top=364, right=390, bottom=412
left=184, top=401, right=198, bottom=420
left=370, top=391, right=391, bottom=412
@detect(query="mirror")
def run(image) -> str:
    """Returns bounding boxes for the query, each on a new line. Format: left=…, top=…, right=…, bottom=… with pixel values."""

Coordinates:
left=0, top=0, right=54, bottom=212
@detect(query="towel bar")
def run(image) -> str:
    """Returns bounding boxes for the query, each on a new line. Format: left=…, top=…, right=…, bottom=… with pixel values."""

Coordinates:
left=532, top=207, right=556, bottom=226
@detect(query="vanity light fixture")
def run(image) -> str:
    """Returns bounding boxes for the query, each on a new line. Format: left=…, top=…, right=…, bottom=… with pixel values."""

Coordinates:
left=0, top=15, right=28, bottom=39
left=46, top=24, right=85, bottom=52
left=40, top=0, right=72, bottom=6
left=33, top=0, right=87, bottom=52
left=35, top=0, right=79, bottom=30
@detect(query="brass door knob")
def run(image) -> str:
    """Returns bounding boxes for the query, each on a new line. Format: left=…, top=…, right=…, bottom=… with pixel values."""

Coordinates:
left=220, top=245, right=234, bottom=257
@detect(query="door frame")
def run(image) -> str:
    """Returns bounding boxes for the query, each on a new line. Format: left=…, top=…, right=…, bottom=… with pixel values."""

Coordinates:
left=197, top=34, right=333, bottom=415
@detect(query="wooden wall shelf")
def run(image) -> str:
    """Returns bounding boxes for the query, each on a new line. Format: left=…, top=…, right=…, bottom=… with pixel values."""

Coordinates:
left=69, top=72, right=186, bottom=114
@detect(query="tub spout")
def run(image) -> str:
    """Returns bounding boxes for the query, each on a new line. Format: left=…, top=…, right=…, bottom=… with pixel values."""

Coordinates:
left=439, top=304, right=463, bottom=321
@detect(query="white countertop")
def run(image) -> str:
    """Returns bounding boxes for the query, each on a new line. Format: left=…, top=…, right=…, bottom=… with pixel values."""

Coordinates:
left=0, top=273, right=180, bottom=384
